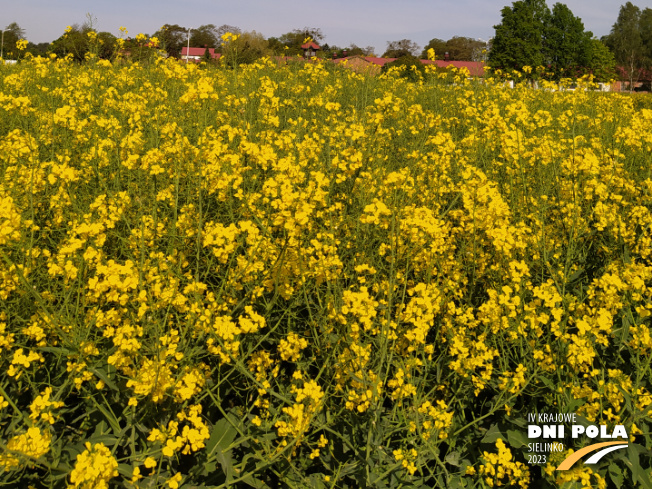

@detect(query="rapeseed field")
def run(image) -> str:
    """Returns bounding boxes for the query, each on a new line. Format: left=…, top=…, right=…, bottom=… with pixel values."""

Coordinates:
left=1, top=54, right=651, bottom=488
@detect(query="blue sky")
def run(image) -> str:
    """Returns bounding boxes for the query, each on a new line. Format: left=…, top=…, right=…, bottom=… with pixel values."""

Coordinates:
left=5, top=0, right=650, bottom=55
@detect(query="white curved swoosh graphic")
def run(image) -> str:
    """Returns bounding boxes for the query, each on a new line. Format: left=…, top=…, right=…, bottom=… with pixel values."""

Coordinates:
left=584, top=444, right=629, bottom=464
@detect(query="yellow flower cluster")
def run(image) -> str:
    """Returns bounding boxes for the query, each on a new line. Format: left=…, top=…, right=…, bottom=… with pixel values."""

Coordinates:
left=148, top=405, right=210, bottom=456
left=0, top=427, right=51, bottom=470
left=68, top=442, right=118, bottom=489
left=470, top=439, right=529, bottom=488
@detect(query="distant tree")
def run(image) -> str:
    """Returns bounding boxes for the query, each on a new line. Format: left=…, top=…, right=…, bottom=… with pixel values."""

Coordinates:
left=383, top=39, right=420, bottom=58
left=545, top=3, right=592, bottom=74
left=641, top=8, right=652, bottom=64
left=327, top=43, right=373, bottom=58
left=586, top=38, right=617, bottom=81
left=221, top=31, right=270, bottom=67
left=213, top=25, right=241, bottom=53
left=50, top=24, right=90, bottom=61
left=2, top=22, right=26, bottom=59
left=381, top=54, right=426, bottom=81
left=96, top=32, right=117, bottom=59
left=191, top=24, right=218, bottom=49
left=50, top=17, right=117, bottom=62
left=26, top=42, right=50, bottom=57
left=345, top=44, right=366, bottom=57
left=490, top=0, right=601, bottom=78
left=421, top=38, right=446, bottom=59
left=215, top=25, right=241, bottom=39
left=445, top=36, right=486, bottom=61
left=154, top=24, right=188, bottom=58
left=605, top=2, right=644, bottom=89
left=201, top=46, right=213, bottom=64
left=276, top=27, right=324, bottom=56
left=489, top=0, right=551, bottom=71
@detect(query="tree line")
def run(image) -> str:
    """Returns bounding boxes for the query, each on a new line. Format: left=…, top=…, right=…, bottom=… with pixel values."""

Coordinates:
left=2, top=2, right=651, bottom=85
left=489, top=0, right=652, bottom=86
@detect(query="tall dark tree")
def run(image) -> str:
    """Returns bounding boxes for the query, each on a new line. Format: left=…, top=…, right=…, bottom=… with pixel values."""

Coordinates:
left=215, top=25, right=241, bottom=39
left=221, top=31, right=270, bottom=67
left=545, top=3, right=592, bottom=73
left=50, top=24, right=90, bottom=62
left=276, top=27, right=324, bottom=56
left=445, top=36, right=486, bottom=61
left=421, top=38, right=447, bottom=59
left=190, top=24, right=218, bottom=49
left=214, top=25, right=241, bottom=53
left=382, top=39, right=420, bottom=58
left=638, top=8, right=652, bottom=71
left=586, top=38, right=617, bottom=81
left=1, top=22, right=26, bottom=59
left=605, top=2, right=644, bottom=89
left=26, top=42, right=50, bottom=57
left=489, top=0, right=551, bottom=71
left=154, top=24, right=189, bottom=58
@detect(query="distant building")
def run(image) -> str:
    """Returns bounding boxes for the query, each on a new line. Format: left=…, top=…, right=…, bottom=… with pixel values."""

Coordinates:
left=301, top=41, right=320, bottom=58
left=181, top=47, right=221, bottom=62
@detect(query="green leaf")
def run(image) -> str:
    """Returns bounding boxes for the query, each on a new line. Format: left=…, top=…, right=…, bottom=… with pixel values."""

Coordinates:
left=539, top=375, right=555, bottom=390
left=204, top=416, right=239, bottom=478
left=38, top=346, right=71, bottom=355
left=509, top=416, right=528, bottom=428
left=445, top=451, right=461, bottom=467
left=240, top=473, right=269, bottom=489
left=481, top=424, right=504, bottom=444
left=87, top=434, right=118, bottom=446
left=448, top=475, right=468, bottom=489
left=608, top=462, right=623, bottom=487
left=565, top=399, right=586, bottom=414
left=619, top=445, right=651, bottom=489
left=506, top=429, right=529, bottom=449
left=90, top=366, right=119, bottom=391
left=117, top=463, right=133, bottom=478
left=215, top=450, right=233, bottom=481
left=305, top=473, right=328, bottom=489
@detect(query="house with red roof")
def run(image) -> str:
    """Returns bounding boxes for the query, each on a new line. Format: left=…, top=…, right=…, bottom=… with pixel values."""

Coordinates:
left=301, top=41, right=321, bottom=58
left=181, top=47, right=221, bottom=62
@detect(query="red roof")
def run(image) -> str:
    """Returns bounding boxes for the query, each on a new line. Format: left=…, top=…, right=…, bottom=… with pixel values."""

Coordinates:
left=181, top=47, right=221, bottom=59
left=301, top=41, right=321, bottom=50
left=363, top=57, right=396, bottom=67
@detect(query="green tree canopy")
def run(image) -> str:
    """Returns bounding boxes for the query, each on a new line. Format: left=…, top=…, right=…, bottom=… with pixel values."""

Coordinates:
left=489, top=0, right=551, bottom=71
left=190, top=24, right=218, bottom=49
left=586, top=38, right=617, bottom=81
left=382, top=39, right=420, bottom=58
left=421, top=38, right=446, bottom=59
left=221, top=31, right=270, bottom=67
left=421, top=37, right=487, bottom=61
left=380, top=54, right=426, bottom=81
left=2, top=22, right=26, bottom=59
left=604, top=2, right=650, bottom=87
left=546, top=3, right=592, bottom=72
left=274, top=27, right=324, bottom=56
left=641, top=8, right=652, bottom=64
left=50, top=24, right=90, bottom=62
left=490, top=0, right=603, bottom=78
left=445, top=36, right=486, bottom=61
left=154, top=24, right=188, bottom=58
left=50, top=14, right=119, bottom=62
